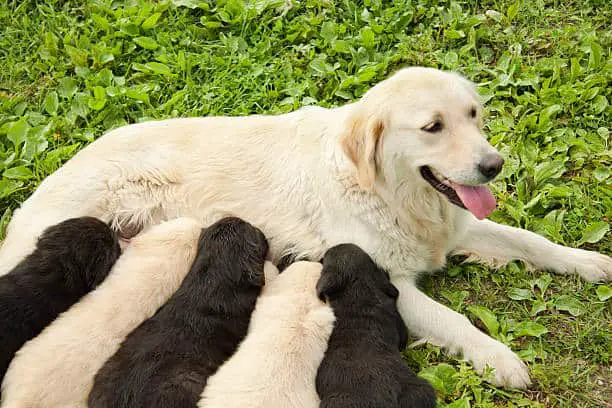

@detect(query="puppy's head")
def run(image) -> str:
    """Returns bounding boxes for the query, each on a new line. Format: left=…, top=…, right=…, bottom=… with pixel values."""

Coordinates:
left=36, top=217, right=121, bottom=291
left=341, top=67, right=503, bottom=220
left=318, top=243, right=408, bottom=350
left=196, top=217, right=269, bottom=287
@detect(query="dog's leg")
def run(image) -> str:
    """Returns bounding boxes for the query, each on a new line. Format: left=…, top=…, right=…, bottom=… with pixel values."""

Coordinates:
left=453, top=218, right=611, bottom=282
left=393, top=277, right=531, bottom=388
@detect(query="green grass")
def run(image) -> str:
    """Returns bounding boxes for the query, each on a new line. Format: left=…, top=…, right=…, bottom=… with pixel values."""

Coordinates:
left=0, top=0, right=610, bottom=406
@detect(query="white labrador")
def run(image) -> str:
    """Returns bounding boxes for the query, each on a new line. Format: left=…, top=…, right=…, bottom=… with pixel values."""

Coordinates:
left=0, top=67, right=609, bottom=388
left=199, top=261, right=334, bottom=408
left=0, top=218, right=202, bottom=408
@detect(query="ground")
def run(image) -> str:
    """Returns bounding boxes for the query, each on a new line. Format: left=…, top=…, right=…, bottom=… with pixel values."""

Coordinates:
left=0, top=0, right=610, bottom=407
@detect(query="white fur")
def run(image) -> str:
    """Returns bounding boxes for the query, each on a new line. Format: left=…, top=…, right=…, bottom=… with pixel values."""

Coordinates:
left=0, top=67, right=609, bottom=389
left=0, top=218, right=202, bottom=408
left=199, top=261, right=334, bottom=408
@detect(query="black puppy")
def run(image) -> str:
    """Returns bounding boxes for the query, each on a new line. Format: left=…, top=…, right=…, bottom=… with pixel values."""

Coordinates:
left=88, top=217, right=269, bottom=408
left=315, top=244, right=436, bottom=408
left=0, top=217, right=120, bottom=385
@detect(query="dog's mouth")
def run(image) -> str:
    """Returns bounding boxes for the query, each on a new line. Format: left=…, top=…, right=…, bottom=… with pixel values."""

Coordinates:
left=419, top=166, right=496, bottom=220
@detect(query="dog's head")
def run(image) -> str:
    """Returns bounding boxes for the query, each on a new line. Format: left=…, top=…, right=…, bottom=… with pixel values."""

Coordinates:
left=194, top=216, right=269, bottom=288
left=341, top=67, right=503, bottom=220
left=36, top=217, right=121, bottom=291
left=317, top=243, right=408, bottom=350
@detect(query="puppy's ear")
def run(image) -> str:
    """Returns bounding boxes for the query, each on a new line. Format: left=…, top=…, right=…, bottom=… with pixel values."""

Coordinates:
left=316, top=264, right=350, bottom=302
left=340, top=111, right=385, bottom=191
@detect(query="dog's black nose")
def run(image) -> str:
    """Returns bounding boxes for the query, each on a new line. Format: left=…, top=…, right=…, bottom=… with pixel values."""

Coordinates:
left=478, top=154, right=504, bottom=180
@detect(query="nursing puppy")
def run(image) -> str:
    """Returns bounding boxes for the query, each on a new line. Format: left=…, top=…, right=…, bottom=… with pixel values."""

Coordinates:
left=316, top=244, right=436, bottom=408
left=88, top=217, right=269, bottom=408
left=0, top=218, right=201, bottom=408
left=0, top=217, right=119, bottom=387
left=199, top=261, right=335, bottom=408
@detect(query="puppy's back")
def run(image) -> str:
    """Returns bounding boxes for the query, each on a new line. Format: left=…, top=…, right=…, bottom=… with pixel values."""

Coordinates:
left=0, top=218, right=201, bottom=408
left=200, top=261, right=335, bottom=408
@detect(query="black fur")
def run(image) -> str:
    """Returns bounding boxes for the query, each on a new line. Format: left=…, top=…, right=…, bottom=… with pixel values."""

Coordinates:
left=0, top=217, right=120, bottom=386
left=315, top=244, right=437, bottom=408
left=88, top=217, right=269, bottom=408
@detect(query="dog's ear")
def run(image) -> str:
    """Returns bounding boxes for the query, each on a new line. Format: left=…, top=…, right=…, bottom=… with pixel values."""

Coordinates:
left=340, top=110, right=385, bottom=191
left=316, top=262, right=351, bottom=301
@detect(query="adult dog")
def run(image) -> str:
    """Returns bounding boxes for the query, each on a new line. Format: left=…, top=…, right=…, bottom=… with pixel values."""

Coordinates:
left=0, top=67, right=609, bottom=388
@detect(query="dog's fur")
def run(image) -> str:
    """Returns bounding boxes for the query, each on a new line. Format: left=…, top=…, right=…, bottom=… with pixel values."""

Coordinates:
left=0, top=217, right=119, bottom=388
left=315, top=244, right=436, bottom=408
left=88, top=217, right=269, bottom=408
left=199, top=261, right=335, bottom=408
left=0, top=67, right=610, bottom=388
left=0, top=218, right=201, bottom=408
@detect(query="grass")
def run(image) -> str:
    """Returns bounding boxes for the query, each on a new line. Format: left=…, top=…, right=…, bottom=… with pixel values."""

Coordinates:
left=0, top=0, right=610, bottom=406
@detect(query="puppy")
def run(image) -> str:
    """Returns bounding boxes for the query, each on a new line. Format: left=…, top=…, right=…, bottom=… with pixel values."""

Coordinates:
left=199, top=261, right=335, bottom=408
left=316, top=244, right=436, bottom=408
left=0, top=217, right=119, bottom=387
left=88, top=217, right=270, bottom=408
left=0, top=217, right=202, bottom=408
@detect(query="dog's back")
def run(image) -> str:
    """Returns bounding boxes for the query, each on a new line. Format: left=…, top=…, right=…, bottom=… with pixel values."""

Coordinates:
left=199, top=261, right=335, bottom=408
left=315, top=244, right=436, bottom=408
left=89, top=217, right=269, bottom=408
left=0, top=217, right=119, bottom=386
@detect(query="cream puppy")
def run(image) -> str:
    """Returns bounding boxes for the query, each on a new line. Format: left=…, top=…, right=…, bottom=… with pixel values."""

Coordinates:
left=0, top=218, right=202, bottom=408
left=199, top=261, right=335, bottom=408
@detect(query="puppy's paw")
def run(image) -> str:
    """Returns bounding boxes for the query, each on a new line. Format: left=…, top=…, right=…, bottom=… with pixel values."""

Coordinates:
left=549, top=248, right=612, bottom=282
left=466, top=342, right=531, bottom=389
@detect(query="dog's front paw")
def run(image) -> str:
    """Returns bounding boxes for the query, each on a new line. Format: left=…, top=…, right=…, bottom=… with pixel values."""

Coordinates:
left=550, top=248, right=612, bottom=282
left=466, top=342, right=531, bottom=389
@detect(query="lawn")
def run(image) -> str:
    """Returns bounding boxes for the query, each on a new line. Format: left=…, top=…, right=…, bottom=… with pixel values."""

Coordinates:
left=0, top=0, right=610, bottom=406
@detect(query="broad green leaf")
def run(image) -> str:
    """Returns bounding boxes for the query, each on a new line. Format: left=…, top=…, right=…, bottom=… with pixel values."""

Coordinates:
left=591, top=95, right=608, bottom=114
left=534, top=274, right=552, bottom=294
left=512, top=321, right=548, bottom=338
left=126, top=88, right=150, bottom=104
left=508, top=288, right=533, bottom=301
left=43, top=91, right=59, bottom=115
left=142, top=12, right=162, bottom=29
left=596, top=285, right=612, bottom=301
left=133, top=36, right=159, bottom=50
left=0, top=179, right=23, bottom=200
left=144, top=62, right=173, bottom=76
left=58, top=77, right=78, bottom=98
left=530, top=300, right=548, bottom=316
left=23, top=123, right=51, bottom=161
left=360, top=27, right=375, bottom=48
left=418, top=364, right=457, bottom=395
left=3, top=166, right=33, bottom=180
left=7, top=119, right=29, bottom=148
left=578, top=222, right=609, bottom=245
left=468, top=306, right=499, bottom=336
left=320, top=21, right=337, bottom=43
left=554, top=295, right=585, bottom=317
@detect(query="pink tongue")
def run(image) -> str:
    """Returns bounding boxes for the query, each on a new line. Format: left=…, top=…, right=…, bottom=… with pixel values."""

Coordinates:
left=450, top=182, right=497, bottom=220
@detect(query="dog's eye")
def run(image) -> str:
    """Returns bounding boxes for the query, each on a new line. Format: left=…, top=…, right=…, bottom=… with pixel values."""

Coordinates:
left=422, top=121, right=443, bottom=133
left=470, top=107, right=477, bottom=118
